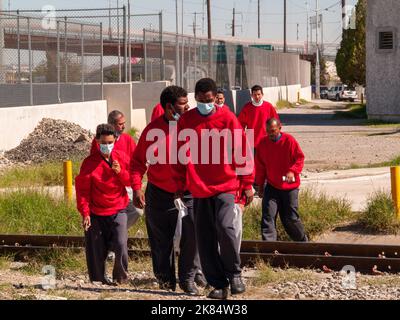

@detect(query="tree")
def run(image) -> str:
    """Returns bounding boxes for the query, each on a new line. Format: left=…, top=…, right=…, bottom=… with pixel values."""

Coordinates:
left=311, top=53, right=329, bottom=86
left=335, top=0, right=366, bottom=86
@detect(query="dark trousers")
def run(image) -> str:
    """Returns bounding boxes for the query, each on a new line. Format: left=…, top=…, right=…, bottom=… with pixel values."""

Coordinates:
left=84, top=210, right=129, bottom=284
left=194, top=193, right=241, bottom=289
left=261, top=184, right=308, bottom=242
left=145, top=182, right=200, bottom=285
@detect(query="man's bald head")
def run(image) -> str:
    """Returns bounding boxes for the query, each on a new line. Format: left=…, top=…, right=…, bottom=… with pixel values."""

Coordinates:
left=266, top=118, right=281, bottom=129
left=266, top=118, right=282, bottom=142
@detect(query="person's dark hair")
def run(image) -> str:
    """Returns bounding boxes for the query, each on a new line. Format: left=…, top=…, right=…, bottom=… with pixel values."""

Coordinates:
left=251, top=85, right=263, bottom=94
left=96, top=124, right=116, bottom=139
left=266, top=118, right=281, bottom=128
left=160, top=85, right=188, bottom=110
left=195, top=78, right=217, bottom=96
left=107, top=110, right=124, bottom=125
left=216, top=88, right=224, bottom=95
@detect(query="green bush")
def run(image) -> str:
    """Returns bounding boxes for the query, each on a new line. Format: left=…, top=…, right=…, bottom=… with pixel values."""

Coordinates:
left=359, top=191, right=400, bottom=234
left=0, top=162, right=81, bottom=188
left=242, top=187, right=353, bottom=241
left=0, top=190, right=81, bottom=235
left=276, top=100, right=295, bottom=109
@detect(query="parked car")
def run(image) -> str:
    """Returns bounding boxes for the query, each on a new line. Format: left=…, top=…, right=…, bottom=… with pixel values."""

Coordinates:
left=327, top=84, right=358, bottom=102
left=320, top=86, right=329, bottom=99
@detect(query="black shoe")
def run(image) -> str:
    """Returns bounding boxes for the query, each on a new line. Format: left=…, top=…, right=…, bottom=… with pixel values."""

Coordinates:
left=230, top=277, right=246, bottom=295
left=159, top=281, right=176, bottom=292
left=207, top=287, right=229, bottom=300
left=194, top=273, right=208, bottom=288
left=179, top=281, right=199, bottom=296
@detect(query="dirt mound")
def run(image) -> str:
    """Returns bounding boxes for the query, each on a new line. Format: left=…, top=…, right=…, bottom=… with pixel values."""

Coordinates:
left=4, top=118, right=94, bottom=163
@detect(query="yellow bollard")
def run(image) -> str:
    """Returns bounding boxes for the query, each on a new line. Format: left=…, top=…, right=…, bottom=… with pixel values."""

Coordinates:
left=63, top=160, right=73, bottom=202
left=390, top=166, right=400, bottom=220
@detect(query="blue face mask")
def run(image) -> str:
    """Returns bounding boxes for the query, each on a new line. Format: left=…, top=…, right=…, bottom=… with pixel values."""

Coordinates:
left=270, top=134, right=282, bottom=142
left=169, top=104, right=181, bottom=121
left=100, top=143, right=114, bottom=155
left=197, top=102, right=215, bottom=115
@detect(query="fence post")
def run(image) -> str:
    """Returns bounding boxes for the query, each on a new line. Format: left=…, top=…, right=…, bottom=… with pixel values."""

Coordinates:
left=28, top=17, right=33, bottom=106
left=123, top=5, right=127, bottom=82
left=143, top=28, right=147, bottom=82
left=56, top=21, right=61, bottom=103
left=64, top=16, right=68, bottom=83
left=17, top=11, right=21, bottom=83
left=100, top=22, right=104, bottom=100
left=128, top=1, right=132, bottom=82
left=159, top=11, right=165, bottom=81
left=81, top=24, right=84, bottom=102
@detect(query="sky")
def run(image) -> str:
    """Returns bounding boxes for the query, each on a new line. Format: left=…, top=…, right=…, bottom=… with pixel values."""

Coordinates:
left=4, top=0, right=358, bottom=46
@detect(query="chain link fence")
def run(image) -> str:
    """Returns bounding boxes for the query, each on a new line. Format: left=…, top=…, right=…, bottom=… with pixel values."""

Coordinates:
left=0, top=12, right=103, bottom=107
left=0, top=7, right=311, bottom=107
left=140, top=29, right=311, bottom=92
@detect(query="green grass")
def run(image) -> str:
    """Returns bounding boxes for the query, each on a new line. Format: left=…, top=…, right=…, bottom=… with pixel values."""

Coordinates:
left=248, top=259, right=315, bottom=287
left=0, top=190, right=81, bottom=235
left=363, top=119, right=400, bottom=127
left=311, top=105, right=321, bottom=110
left=358, top=191, right=400, bottom=234
left=347, top=155, right=400, bottom=170
left=298, top=99, right=309, bottom=105
left=0, top=162, right=81, bottom=188
left=276, top=100, right=295, bottom=109
left=19, top=250, right=87, bottom=277
left=243, top=187, right=353, bottom=241
left=333, top=104, right=367, bottom=119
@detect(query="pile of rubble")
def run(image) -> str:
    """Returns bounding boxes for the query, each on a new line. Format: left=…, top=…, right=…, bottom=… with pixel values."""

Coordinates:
left=4, top=118, right=94, bottom=164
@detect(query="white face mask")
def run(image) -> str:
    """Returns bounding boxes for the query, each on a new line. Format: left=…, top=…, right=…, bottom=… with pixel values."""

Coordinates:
left=100, top=143, right=114, bottom=155
left=197, top=102, right=215, bottom=115
left=251, top=98, right=263, bottom=107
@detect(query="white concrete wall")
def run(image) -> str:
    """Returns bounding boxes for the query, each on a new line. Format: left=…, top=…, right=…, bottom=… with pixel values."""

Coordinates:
left=0, top=100, right=107, bottom=151
left=103, top=81, right=311, bottom=132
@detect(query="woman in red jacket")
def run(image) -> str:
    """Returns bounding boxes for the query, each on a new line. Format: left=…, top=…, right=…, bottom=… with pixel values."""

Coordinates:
left=75, top=124, right=130, bottom=285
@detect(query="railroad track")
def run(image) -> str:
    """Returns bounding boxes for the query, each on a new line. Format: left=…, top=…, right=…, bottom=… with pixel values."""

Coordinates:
left=1, top=234, right=400, bottom=274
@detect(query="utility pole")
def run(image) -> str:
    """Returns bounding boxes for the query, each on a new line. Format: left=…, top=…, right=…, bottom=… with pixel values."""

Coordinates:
left=297, top=23, right=299, bottom=41
left=258, top=0, right=260, bottom=38
left=207, top=0, right=211, bottom=76
left=232, top=7, right=235, bottom=37
left=306, top=1, right=309, bottom=54
left=181, top=0, right=184, bottom=87
left=283, top=0, right=287, bottom=52
left=315, top=0, right=320, bottom=99
left=202, top=0, right=205, bottom=35
left=175, top=0, right=180, bottom=86
left=342, top=0, right=346, bottom=28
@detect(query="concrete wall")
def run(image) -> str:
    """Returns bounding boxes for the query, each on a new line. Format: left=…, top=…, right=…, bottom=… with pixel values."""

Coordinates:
left=103, top=81, right=170, bottom=132
left=367, top=0, right=400, bottom=121
left=0, top=83, right=102, bottom=108
left=103, top=81, right=310, bottom=131
left=0, top=100, right=107, bottom=151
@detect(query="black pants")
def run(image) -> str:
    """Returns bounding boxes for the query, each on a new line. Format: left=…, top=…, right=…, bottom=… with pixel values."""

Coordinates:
left=85, top=210, right=129, bottom=284
left=261, top=184, right=308, bottom=241
left=145, top=182, right=200, bottom=285
left=194, top=193, right=241, bottom=289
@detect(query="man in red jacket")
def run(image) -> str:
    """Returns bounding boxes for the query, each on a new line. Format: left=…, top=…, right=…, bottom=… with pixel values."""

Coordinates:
left=215, top=88, right=231, bottom=112
left=238, top=85, right=279, bottom=149
left=173, top=78, right=254, bottom=300
left=255, top=118, right=308, bottom=242
left=131, top=86, right=205, bottom=295
left=151, top=103, right=165, bottom=122
left=90, top=111, right=140, bottom=229
left=76, top=124, right=130, bottom=285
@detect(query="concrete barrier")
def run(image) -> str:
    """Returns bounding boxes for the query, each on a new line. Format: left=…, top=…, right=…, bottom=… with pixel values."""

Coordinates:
left=0, top=100, right=107, bottom=151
